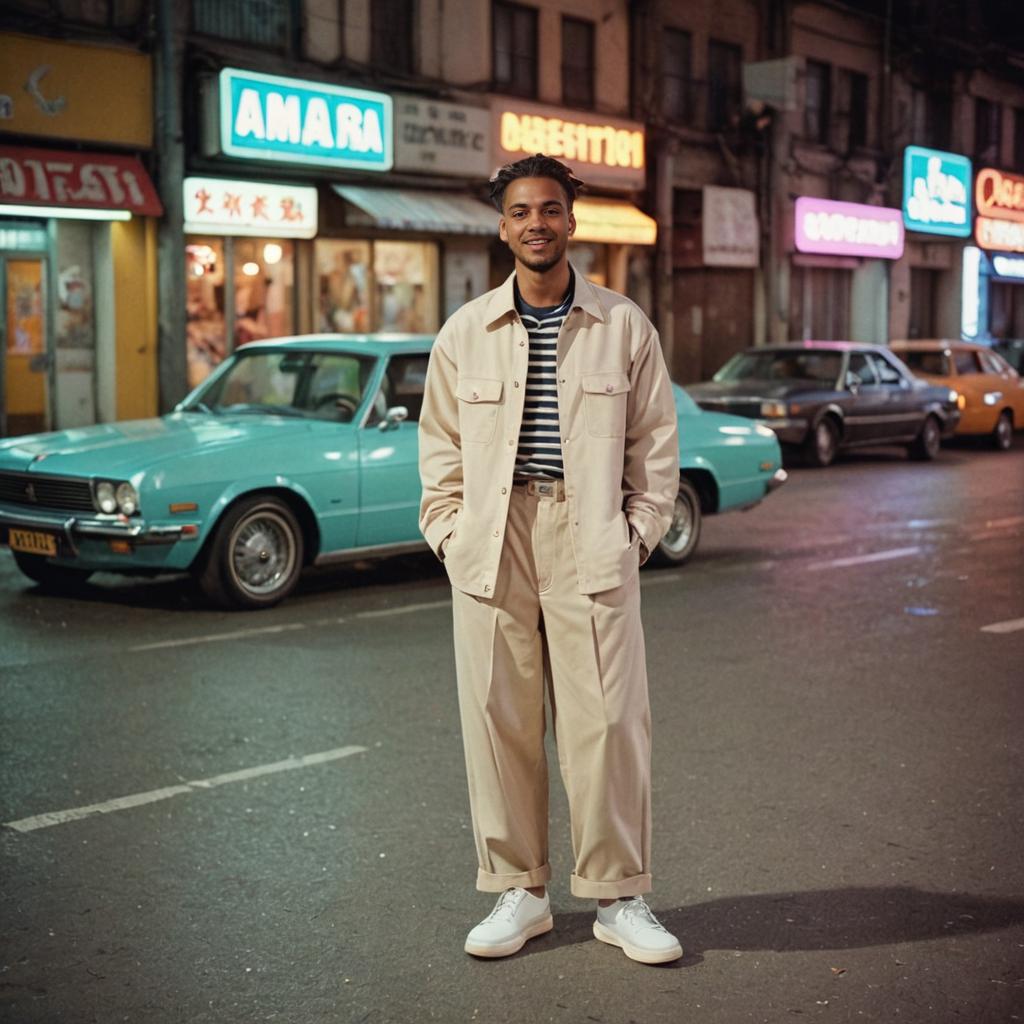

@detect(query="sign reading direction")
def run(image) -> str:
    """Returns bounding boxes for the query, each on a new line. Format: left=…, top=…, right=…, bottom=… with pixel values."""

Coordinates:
left=218, top=68, right=392, bottom=171
left=183, top=177, right=318, bottom=238
left=393, top=95, right=489, bottom=177
left=794, top=197, right=904, bottom=259
left=492, top=99, right=645, bottom=189
left=902, top=146, right=971, bottom=236
left=975, top=167, right=1024, bottom=253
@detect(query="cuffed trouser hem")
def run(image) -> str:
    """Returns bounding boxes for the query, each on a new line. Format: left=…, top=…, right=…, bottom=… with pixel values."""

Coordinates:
left=570, top=871, right=652, bottom=899
left=476, top=864, right=552, bottom=893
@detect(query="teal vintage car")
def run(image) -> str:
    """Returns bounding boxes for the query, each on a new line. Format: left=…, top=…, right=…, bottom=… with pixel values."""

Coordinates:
left=0, top=334, right=785, bottom=609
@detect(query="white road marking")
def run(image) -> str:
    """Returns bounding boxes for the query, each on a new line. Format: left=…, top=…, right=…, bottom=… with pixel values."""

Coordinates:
left=805, top=546, right=922, bottom=572
left=980, top=618, right=1024, bottom=635
left=4, top=745, right=367, bottom=834
left=355, top=600, right=451, bottom=619
left=128, top=621, right=315, bottom=652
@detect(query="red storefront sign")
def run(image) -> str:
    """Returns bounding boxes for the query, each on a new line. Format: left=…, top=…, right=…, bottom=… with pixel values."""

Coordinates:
left=0, top=145, right=163, bottom=216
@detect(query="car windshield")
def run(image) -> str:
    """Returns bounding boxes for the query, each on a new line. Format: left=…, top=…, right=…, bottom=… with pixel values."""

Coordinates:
left=900, top=350, right=951, bottom=376
left=186, top=350, right=376, bottom=421
left=713, top=350, right=843, bottom=386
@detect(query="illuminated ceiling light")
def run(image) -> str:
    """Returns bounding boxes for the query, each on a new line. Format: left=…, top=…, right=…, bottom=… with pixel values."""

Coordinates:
left=0, top=204, right=131, bottom=221
left=263, top=242, right=283, bottom=265
left=241, top=261, right=261, bottom=276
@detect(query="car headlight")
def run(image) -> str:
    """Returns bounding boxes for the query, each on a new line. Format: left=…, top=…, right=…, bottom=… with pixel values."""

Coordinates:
left=983, top=391, right=1002, bottom=406
left=760, top=401, right=788, bottom=418
left=116, top=482, right=139, bottom=515
left=95, top=481, right=117, bottom=513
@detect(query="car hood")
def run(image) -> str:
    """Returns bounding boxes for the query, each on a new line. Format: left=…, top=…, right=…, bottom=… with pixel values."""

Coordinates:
left=686, top=379, right=822, bottom=401
left=0, top=413, right=324, bottom=478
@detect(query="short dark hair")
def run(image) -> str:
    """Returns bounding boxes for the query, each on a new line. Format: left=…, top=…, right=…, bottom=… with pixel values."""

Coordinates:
left=489, top=154, right=584, bottom=212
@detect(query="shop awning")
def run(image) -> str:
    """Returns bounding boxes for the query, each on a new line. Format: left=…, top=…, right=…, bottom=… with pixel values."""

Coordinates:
left=0, top=145, right=163, bottom=218
left=572, top=198, right=657, bottom=245
left=334, top=185, right=497, bottom=235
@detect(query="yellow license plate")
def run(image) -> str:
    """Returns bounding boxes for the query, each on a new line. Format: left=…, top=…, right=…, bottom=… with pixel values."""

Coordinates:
left=9, top=528, right=59, bottom=557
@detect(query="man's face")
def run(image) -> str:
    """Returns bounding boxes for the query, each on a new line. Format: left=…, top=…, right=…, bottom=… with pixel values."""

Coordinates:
left=498, top=177, right=576, bottom=274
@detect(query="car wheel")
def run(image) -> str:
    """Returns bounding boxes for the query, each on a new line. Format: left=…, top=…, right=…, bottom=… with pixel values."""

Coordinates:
left=992, top=411, right=1013, bottom=451
left=909, top=415, right=941, bottom=461
left=12, top=550, right=92, bottom=591
left=650, top=478, right=702, bottom=567
left=196, top=495, right=304, bottom=610
left=803, top=416, right=838, bottom=468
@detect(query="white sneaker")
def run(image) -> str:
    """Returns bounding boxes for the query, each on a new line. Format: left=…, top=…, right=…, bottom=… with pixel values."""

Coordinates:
left=593, top=896, right=683, bottom=964
left=464, top=888, right=553, bottom=958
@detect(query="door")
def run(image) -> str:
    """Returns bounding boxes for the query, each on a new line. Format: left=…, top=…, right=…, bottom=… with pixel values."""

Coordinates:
left=2, top=256, right=49, bottom=437
left=866, top=352, right=920, bottom=442
left=842, top=351, right=887, bottom=443
left=356, top=352, right=429, bottom=548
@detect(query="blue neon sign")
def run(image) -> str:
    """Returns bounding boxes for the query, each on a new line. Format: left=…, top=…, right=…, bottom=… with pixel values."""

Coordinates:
left=219, top=68, right=392, bottom=171
left=902, top=146, right=971, bottom=237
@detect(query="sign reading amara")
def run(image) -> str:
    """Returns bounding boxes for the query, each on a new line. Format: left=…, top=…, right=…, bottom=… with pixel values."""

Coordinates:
left=492, top=100, right=645, bottom=189
left=794, top=196, right=904, bottom=259
left=902, top=146, right=971, bottom=236
left=183, top=177, right=318, bottom=238
left=219, top=68, right=392, bottom=171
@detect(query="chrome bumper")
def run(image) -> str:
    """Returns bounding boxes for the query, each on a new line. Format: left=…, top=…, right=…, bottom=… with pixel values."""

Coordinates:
left=767, top=468, right=788, bottom=491
left=0, top=506, right=188, bottom=557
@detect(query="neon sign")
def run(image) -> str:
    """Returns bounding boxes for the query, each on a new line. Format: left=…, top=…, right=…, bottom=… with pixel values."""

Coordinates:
left=794, top=197, right=904, bottom=259
left=218, top=68, right=392, bottom=171
left=975, top=167, right=1024, bottom=221
left=902, top=146, right=971, bottom=236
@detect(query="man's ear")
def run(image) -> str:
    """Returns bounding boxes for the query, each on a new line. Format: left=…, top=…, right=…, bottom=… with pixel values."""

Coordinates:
left=567, top=210, right=576, bottom=238
left=498, top=216, right=508, bottom=242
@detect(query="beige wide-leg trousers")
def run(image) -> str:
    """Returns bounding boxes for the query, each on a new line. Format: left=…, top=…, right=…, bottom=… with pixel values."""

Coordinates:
left=450, top=483, right=653, bottom=899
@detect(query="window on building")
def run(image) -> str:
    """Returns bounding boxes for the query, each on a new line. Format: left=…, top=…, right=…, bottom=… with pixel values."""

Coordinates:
left=561, top=16, right=595, bottom=108
left=493, top=1, right=538, bottom=98
left=661, top=28, right=694, bottom=125
left=839, top=69, right=869, bottom=150
left=371, top=0, right=415, bottom=74
left=908, top=268, right=939, bottom=339
left=707, top=40, right=743, bottom=132
left=924, top=90, right=952, bottom=150
left=974, top=97, right=1002, bottom=163
left=1015, top=108, right=1024, bottom=171
left=193, top=0, right=295, bottom=50
left=805, top=60, right=831, bottom=145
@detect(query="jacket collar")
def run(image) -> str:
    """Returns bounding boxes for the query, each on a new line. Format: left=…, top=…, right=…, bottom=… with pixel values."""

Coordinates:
left=483, top=262, right=607, bottom=328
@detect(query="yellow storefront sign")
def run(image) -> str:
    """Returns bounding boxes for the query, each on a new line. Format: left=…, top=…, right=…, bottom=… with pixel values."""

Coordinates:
left=0, top=33, right=152, bottom=148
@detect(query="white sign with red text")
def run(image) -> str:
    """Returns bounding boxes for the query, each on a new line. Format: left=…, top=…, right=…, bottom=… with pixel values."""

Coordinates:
left=183, top=176, right=318, bottom=238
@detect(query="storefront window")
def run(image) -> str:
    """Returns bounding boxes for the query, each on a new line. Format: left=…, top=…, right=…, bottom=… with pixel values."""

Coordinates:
left=233, top=238, right=294, bottom=347
left=315, top=239, right=439, bottom=334
left=316, top=240, right=371, bottom=332
left=375, top=241, right=437, bottom=333
left=186, top=238, right=226, bottom=389
left=569, top=242, right=607, bottom=286
left=186, top=237, right=296, bottom=389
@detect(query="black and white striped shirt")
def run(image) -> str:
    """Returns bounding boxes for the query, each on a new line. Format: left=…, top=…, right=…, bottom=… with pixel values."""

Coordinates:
left=513, top=275, right=574, bottom=480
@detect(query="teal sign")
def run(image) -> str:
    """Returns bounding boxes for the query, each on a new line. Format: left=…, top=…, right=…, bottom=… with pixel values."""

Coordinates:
left=902, top=146, right=971, bottom=237
left=219, top=68, right=392, bottom=171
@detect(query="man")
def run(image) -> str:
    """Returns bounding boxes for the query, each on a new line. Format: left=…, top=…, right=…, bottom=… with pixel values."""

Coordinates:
left=418, top=154, right=681, bottom=965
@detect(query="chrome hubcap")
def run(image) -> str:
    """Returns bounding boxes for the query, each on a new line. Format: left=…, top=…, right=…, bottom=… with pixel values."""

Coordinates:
left=229, top=510, right=295, bottom=595
left=662, top=493, right=694, bottom=553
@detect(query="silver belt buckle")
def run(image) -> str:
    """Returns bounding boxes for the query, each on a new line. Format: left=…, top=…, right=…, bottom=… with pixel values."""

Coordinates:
left=535, top=481, right=554, bottom=497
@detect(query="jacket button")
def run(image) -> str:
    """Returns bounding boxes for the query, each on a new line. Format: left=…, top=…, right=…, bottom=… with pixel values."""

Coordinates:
left=501, top=487, right=507, bottom=494
left=472, top=391, right=479, bottom=400
left=493, top=530, right=499, bottom=537
left=484, top=584, right=491, bottom=592
left=605, top=384, right=614, bottom=393
left=514, top=381, right=520, bottom=387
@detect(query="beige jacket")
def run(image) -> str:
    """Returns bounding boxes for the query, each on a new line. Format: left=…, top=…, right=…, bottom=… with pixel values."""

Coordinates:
left=418, top=267, right=679, bottom=598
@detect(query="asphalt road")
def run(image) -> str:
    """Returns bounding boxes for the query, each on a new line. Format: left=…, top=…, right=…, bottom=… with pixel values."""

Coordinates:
left=1, top=441, right=1022, bottom=1024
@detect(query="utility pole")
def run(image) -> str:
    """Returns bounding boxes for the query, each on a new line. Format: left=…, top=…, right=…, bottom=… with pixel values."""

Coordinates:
left=154, top=0, right=187, bottom=411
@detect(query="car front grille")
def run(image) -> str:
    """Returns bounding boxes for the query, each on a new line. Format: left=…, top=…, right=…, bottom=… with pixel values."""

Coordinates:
left=0, top=471, right=96, bottom=512
left=696, top=399, right=764, bottom=419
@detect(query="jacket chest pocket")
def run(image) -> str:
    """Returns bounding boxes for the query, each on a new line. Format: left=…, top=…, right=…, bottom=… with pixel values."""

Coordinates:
left=456, top=377, right=504, bottom=444
left=581, top=371, right=630, bottom=437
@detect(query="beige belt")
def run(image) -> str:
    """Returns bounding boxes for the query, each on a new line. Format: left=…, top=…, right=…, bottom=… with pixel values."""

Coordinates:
left=513, top=478, right=567, bottom=502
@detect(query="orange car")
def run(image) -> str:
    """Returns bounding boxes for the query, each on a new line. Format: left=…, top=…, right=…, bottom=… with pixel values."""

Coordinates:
left=890, top=340, right=1024, bottom=450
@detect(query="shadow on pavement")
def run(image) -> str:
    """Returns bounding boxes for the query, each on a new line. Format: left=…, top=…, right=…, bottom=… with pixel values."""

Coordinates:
left=508, top=886, right=1024, bottom=967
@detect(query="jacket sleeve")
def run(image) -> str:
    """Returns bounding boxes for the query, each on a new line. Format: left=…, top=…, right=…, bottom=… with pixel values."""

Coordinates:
left=623, top=322, right=680, bottom=559
left=418, top=325, right=463, bottom=558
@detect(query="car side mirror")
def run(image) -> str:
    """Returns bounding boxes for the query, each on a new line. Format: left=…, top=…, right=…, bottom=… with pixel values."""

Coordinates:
left=378, top=405, right=409, bottom=431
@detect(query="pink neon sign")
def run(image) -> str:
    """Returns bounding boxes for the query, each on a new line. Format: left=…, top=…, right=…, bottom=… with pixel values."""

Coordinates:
left=794, top=197, right=904, bottom=259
